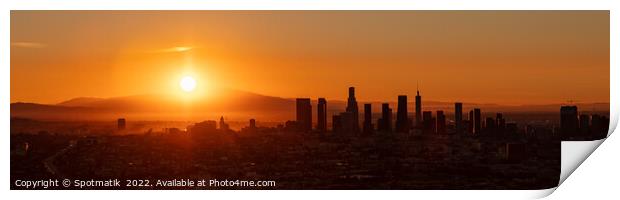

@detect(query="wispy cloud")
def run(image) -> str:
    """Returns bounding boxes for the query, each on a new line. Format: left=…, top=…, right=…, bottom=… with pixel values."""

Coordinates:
left=158, top=46, right=194, bottom=53
left=11, top=42, right=46, bottom=48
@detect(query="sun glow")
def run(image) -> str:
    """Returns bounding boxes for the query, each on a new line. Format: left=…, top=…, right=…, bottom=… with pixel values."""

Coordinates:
left=180, top=76, right=197, bottom=92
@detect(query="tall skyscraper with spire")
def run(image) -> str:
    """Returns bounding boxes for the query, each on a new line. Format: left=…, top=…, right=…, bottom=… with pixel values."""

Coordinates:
left=346, top=87, right=360, bottom=132
left=415, top=88, right=422, bottom=128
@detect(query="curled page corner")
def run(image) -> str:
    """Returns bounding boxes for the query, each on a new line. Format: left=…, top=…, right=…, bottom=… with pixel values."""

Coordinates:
left=558, top=113, right=617, bottom=188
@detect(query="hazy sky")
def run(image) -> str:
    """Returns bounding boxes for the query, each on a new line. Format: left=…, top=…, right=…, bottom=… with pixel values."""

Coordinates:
left=11, top=11, right=609, bottom=105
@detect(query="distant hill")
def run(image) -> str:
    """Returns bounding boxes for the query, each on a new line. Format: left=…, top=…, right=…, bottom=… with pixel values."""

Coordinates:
left=10, top=88, right=610, bottom=121
left=57, top=97, right=106, bottom=107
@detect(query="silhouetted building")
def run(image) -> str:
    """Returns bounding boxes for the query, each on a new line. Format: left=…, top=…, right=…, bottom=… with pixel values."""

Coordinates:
left=473, top=108, right=481, bottom=135
left=415, top=90, right=422, bottom=127
left=363, top=103, right=373, bottom=134
left=317, top=98, right=327, bottom=132
left=436, top=110, right=445, bottom=134
left=332, top=115, right=341, bottom=133
left=496, top=113, right=505, bottom=133
left=189, top=120, right=216, bottom=133
left=345, top=87, right=360, bottom=133
left=296, top=98, right=312, bottom=132
left=219, top=116, right=230, bottom=131
left=378, top=103, right=392, bottom=132
left=485, top=117, right=496, bottom=134
left=249, top=118, right=257, bottom=129
left=422, top=111, right=433, bottom=133
left=591, top=114, right=609, bottom=138
left=284, top=120, right=298, bottom=132
left=117, top=118, right=126, bottom=130
left=560, top=106, right=578, bottom=138
left=455, top=102, right=463, bottom=134
left=468, top=110, right=474, bottom=134
left=396, top=95, right=409, bottom=132
left=579, top=114, right=590, bottom=135
left=506, top=123, right=518, bottom=135
left=339, top=112, right=356, bottom=134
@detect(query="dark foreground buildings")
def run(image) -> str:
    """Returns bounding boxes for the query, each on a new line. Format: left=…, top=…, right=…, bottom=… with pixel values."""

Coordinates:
left=560, top=105, right=609, bottom=140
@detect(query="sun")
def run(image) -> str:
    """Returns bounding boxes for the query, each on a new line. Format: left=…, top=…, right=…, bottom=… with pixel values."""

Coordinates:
left=179, top=76, right=197, bottom=92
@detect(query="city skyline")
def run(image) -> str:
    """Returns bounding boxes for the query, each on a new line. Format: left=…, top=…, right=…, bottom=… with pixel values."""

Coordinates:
left=9, top=10, right=610, bottom=192
left=11, top=11, right=609, bottom=105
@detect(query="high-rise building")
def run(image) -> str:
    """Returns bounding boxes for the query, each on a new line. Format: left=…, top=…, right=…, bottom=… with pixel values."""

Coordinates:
left=560, top=106, right=579, bottom=138
left=496, top=113, right=506, bottom=133
left=379, top=103, right=392, bottom=132
left=346, top=87, right=360, bottom=132
left=332, top=115, right=342, bottom=133
left=249, top=118, right=256, bottom=129
left=468, top=110, right=474, bottom=134
left=415, top=90, right=422, bottom=127
left=219, top=116, right=230, bottom=131
left=117, top=118, right=126, bottom=130
left=473, top=108, right=481, bottom=134
left=455, top=102, right=463, bottom=134
left=363, top=103, right=373, bottom=134
left=591, top=114, right=609, bottom=139
left=339, top=112, right=356, bottom=134
left=485, top=117, right=496, bottom=134
left=296, top=98, right=312, bottom=132
left=317, top=98, right=327, bottom=132
left=436, top=110, right=446, bottom=134
left=396, top=95, right=409, bottom=132
left=422, top=111, right=433, bottom=133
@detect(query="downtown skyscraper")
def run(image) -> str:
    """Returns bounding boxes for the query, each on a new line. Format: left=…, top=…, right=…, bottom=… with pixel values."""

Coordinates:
left=396, top=95, right=409, bottom=132
left=346, top=87, right=360, bottom=133
left=415, top=89, right=422, bottom=128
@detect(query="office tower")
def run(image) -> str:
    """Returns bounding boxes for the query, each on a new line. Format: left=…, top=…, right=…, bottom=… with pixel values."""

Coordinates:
left=219, top=116, right=230, bottom=131
left=380, top=103, right=392, bottom=132
left=436, top=110, right=446, bottom=134
left=296, top=98, right=312, bottom=132
left=560, top=106, right=579, bottom=138
left=485, top=117, right=496, bottom=134
left=422, top=111, right=432, bottom=133
left=455, top=102, right=463, bottom=134
left=332, top=115, right=342, bottom=133
left=396, top=95, right=409, bottom=132
left=249, top=118, right=256, bottom=129
left=415, top=90, right=422, bottom=127
left=468, top=110, right=474, bottom=133
left=339, top=112, right=355, bottom=133
left=579, top=114, right=590, bottom=135
left=317, top=98, right=327, bottom=132
left=496, top=113, right=506, bottom=133
left=377, top=118, right=384, bottom=132
left=474, top=108, right=481, bottom=134
left=346, top=87, right=360, bottom=132
left=363, top=103, right=373, bottom=134
left=117, top=118, right=126, bottom=130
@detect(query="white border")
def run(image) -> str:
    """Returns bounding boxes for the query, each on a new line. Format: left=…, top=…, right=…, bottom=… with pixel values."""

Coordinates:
left=2, top=0, right=618, bottom=199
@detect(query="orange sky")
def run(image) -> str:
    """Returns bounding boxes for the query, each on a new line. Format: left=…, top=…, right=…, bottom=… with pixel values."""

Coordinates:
left=11, top=11, right=609, bottom=105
